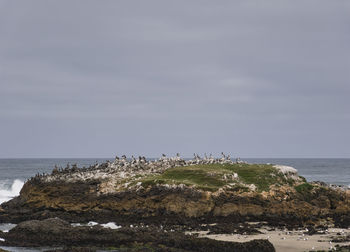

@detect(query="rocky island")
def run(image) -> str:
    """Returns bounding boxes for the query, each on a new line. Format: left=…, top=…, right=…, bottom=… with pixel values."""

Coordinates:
left=0, top=154, right=350, bottom=251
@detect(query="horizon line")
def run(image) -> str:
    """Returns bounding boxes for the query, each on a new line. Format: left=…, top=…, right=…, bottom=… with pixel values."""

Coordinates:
left=1, top=157, right=350, bottom=159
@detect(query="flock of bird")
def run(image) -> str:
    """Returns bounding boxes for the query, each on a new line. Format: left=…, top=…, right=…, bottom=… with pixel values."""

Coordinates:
left=107, top=152, right=242, bottom=172
left=31, top=153, right=245, bottom=183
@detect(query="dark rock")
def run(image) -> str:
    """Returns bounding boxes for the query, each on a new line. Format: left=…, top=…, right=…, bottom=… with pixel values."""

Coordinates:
left=45, top=248, right=96, bottom=252
left=334, top=245, right=350, bottom=252
left=305, top=225, right=317, bottom=235
left=206, top=222, right=262, bottom=235
left=2, top=218, right=275, bottom=252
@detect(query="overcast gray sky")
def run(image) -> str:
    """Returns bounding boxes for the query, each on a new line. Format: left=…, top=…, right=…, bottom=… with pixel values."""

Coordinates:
left=0, top=1, right=349, bottom=158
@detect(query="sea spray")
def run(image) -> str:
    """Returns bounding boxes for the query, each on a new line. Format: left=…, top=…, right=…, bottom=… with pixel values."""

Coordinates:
left=0, top=179, right=24, bottom=204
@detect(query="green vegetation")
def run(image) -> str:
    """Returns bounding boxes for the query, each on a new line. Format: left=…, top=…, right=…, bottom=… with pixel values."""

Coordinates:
left=139, top=163, right=300, bottom=192
left=140, top=165, right=226, bottom=191
left=221, top=163, right=289, bottom=191
left=295, top=183, right=314, bottom=194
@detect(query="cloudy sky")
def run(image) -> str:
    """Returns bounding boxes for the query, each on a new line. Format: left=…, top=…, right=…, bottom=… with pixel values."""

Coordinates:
left=0, top=1, right=349, bottom=158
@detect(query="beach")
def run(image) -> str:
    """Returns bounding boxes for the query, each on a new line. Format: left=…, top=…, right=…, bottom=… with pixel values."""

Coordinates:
left=195, top=226, right=350, bottom=252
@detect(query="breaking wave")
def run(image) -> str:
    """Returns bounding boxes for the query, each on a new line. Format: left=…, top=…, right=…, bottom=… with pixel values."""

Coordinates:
left=0, top=179, right=24, bottom=204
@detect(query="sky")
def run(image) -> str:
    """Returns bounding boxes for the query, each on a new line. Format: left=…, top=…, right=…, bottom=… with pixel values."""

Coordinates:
left=0, top=1, right=349, bottom=158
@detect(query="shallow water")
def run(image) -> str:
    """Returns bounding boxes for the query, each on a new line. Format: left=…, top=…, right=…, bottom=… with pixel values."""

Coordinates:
left=0, top=247, right=56, bottom=252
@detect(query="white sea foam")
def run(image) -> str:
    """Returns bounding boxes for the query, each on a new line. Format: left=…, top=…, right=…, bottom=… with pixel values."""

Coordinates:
left=0, top=223, right=16, bottom=232
left=72, top=221, right=99, bottom=227
left=71, top=221, right=121, bottom=229
left=71, top=223, right=82, bottom=227
left=87, top=221, right=98, bottom=226
left=101, top=222, right=121, bottom=229
left=0, top=179, right=24, bottom=204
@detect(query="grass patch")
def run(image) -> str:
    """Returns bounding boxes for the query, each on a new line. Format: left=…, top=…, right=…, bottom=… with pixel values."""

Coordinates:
left=141, top=166, right=226, bottom=191
left=138, top=163, right=299, bottom=192
left=295, top=183, right=314, bottom=194
left=220, top=163, right=287, bottom=191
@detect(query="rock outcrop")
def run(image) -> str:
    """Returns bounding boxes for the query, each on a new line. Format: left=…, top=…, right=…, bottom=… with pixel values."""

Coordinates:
left=0, top=218, right=275, bottom=252
left=0, top=155, right=349, bottom=229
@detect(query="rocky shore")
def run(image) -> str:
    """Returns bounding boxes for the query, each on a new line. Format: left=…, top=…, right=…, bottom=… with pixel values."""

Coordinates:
left=0, top=154, right=349, bottom=251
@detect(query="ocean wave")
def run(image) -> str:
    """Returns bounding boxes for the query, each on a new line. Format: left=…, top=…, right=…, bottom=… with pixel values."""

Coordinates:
left=0, top=179, right=24, bottom=204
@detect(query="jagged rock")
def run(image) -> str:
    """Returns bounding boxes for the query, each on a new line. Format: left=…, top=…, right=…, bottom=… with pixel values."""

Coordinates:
left=0, top=155, right=349, bottom=228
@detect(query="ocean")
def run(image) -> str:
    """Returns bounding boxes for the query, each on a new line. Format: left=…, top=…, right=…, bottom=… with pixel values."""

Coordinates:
left=1, top=158, right=349, bottom=205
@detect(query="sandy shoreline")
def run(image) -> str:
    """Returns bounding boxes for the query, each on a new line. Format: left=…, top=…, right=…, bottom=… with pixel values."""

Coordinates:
left=193, top=227, right=350, bottom=252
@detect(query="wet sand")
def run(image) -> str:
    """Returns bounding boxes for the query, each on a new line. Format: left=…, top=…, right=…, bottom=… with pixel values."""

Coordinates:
left=196, top=227, right=350, bottom=252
